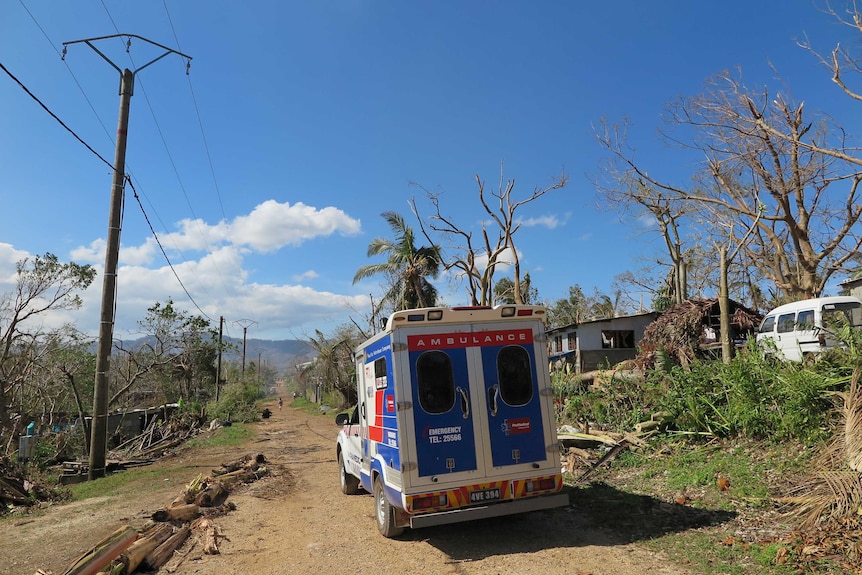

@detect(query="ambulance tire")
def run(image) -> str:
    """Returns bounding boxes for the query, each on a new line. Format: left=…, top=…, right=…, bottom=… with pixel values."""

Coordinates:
left=338, top=451, right=360, bottom=495
left=374, top=476, right=404, bottom=538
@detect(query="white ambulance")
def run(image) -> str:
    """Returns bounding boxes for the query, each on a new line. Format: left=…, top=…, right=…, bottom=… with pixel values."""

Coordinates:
left=335, top=304, right=568, bottom=537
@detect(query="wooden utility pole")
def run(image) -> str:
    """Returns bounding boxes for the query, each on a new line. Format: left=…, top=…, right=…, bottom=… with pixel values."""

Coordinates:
left=63, top=34, right=191, bottom=480
left=234, top=319, right=257, bottom=380
left=216, top=315, right=224, bottom=402
left=719, top=247, right=732, bottom=364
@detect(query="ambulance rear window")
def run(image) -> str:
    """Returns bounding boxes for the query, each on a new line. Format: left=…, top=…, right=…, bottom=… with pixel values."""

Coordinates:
left=497, top=346, right=533, bottom=406
left=416, top=351, right=456, bottom=414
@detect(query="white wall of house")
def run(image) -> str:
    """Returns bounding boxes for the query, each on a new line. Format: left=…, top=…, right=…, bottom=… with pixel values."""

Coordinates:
left=548, top=312, right=658, bottom=372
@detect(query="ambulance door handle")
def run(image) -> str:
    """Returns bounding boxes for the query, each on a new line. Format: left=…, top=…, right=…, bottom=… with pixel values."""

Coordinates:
left=488, top=385, right=499, bottom=417
left=456, top=386, right=470, bottom=419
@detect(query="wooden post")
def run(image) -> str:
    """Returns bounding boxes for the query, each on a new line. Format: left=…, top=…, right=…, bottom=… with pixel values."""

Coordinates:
left=719, top=247, right=733, bottom=363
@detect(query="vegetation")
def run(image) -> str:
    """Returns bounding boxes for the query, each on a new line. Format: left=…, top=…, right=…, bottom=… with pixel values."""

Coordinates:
left=0, top=253, right=95, bottom=446
left=555, top=325, right=862, bottom=573
left=353, top=211, right=442, bottom=311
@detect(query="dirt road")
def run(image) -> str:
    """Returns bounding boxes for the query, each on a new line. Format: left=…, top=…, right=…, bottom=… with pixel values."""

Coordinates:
left=1, top=404, right=695, bottom=575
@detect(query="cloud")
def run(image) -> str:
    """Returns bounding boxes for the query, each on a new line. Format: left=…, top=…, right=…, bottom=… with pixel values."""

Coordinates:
left=230, top=200, right=361, bottom=252
left=517, top=214, right=564, bottom=229
left=293, top=270, right=320, bottom=282
left=72, top=200, right=363, bottom=265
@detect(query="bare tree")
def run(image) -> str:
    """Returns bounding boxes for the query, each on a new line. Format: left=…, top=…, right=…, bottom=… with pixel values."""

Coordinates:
left=412, top=166, right=568, bottom=306
left=597, top=72, right=862, bottom=303
left=799, top=2, right=862, bottom=105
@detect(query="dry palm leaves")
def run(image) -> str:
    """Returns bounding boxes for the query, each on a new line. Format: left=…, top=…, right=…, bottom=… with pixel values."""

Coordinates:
left=783, top=368, right=862, bottom=529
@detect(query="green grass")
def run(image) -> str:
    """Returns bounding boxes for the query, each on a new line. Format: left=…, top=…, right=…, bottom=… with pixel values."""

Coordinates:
left=69, top=424, right=254, bottom=502
left=574, top=438, right=835, bottom=574
left=185, top=423, right=254, bottom=449
left=69, top=466, right=181, bottom=501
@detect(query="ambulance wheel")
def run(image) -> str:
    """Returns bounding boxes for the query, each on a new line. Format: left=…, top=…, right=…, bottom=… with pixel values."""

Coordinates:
left=338, top=451, right=360, bottom=495
left=374, top=476, right=404, bottom=538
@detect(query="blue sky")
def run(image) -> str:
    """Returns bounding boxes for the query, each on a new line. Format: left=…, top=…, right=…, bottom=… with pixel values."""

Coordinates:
left=1, top=1, right=858, bottom=340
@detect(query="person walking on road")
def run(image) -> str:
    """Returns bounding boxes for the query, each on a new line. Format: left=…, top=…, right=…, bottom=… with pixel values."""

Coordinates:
left=278, top=397, right=283, bottom=410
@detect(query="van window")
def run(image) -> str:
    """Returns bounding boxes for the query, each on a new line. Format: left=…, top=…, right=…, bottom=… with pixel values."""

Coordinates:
left=822, top=302, right=861, bottom=330
left=374, top=357, right=388, bottom=390
left=796, top=309, right=815, bottom=330
left=759, top=316, right=775, bottom=333
left=416, top=351, right=455, bottom=414
left=497, top=346, right=533, bottom=406
left=777, top=313, right=796, bottom=334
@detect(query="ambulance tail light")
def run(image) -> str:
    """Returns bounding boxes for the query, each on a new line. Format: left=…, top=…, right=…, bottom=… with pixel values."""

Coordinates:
left=427, top=310, right=444, bottom=321
left=501, top=306, right=516, bottom=317
left=516, top=309, right=533, bottom=316
left=525, top=477, right=557, bottom=493
left=412, top=494, right=447, bottom=511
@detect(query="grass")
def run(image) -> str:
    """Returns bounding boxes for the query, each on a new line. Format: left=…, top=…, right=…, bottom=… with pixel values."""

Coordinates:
left=185, top=422, right=255, bottom=449
left=70, top=423, right=255, bottom=502
left=572, top=437, right=837, bottom=575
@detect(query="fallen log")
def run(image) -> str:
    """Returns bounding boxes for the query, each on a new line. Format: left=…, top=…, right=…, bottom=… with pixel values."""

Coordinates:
left=0, top=476, right=30, bottom=505
left=169, top=474, right=205, bottom=507
left=61, top=525, right=138, bottom=575
left=144, top=525, right=191, bottom=569
left=634, top=420, right=661, bottom=434
left=114, top=523, right=174, bottom=573
left=152, top=503, right=201, bottom=523
left=193, top=481, right=226, bottom=507
left=190, top=517, right=226, bottom=555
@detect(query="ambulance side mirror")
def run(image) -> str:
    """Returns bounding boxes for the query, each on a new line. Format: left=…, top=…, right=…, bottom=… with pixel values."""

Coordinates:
left=335, top=413, right=350, bottom=426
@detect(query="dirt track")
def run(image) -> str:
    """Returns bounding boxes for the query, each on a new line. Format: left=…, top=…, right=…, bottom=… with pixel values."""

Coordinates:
left=0, top=402, right=695, bottom=575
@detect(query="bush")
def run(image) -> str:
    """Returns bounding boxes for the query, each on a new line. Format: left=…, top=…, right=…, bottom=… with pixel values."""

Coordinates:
left=207, top=380, right=261, bottom=423
left=554, top=333, right=858, bottom=445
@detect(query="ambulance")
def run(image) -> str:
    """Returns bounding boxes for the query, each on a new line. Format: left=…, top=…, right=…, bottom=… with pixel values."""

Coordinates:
left=335, top=304, right=568, bottom=537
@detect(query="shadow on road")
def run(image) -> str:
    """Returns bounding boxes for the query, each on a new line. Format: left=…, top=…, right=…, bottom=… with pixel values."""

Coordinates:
left=413, top=482, right=737, bottom=562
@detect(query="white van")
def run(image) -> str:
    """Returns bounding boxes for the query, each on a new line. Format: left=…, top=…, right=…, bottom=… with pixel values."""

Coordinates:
left=756, top=296, right=862, bottom=361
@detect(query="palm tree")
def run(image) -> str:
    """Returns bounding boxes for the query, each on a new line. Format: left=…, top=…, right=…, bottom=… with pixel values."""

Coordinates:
left=353, top=212, right=442, bottom=310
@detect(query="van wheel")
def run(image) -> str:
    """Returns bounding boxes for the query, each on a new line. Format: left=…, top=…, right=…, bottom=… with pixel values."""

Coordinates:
left=338, top=451, right=360, bottom=495
left=374, top=477, right=404, bottom=538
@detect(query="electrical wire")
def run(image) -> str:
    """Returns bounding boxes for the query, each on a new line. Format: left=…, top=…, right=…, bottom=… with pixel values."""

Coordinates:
left=0, top=61, right=115, bottom=172
left=161, top=0, right=251, bottom=329
left=126, top=177, right=213, bottom=320
left=17, top=0, right=117, bottom=150
left=97, top=2, right=237, bottom=325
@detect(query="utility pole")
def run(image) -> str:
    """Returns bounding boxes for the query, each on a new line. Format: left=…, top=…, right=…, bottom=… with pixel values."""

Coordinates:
left=63, top=34, right=191, bottom=481
left=216, top=315, right=224, bottom=402
left=234, top=319, right=257, bottom=379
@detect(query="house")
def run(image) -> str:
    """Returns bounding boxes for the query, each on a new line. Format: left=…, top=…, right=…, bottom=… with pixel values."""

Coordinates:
left=547, top=311, right=660, bottom=373
left=840, top=276, right=862, bottom=300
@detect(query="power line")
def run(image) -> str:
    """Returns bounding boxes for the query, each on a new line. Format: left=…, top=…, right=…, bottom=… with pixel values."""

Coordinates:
left=125, top=177, right=213, bottom=321
left=0, top=61, right=115, bottom=171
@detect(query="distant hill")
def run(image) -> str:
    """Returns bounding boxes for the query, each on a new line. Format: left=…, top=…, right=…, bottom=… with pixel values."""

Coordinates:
left=222, top=337, right=316, bottom=375
left=112, top=336, right=315, bottom=376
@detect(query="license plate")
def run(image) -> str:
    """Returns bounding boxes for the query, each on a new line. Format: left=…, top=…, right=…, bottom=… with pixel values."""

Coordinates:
left=469, top=488, right=501, bottom=503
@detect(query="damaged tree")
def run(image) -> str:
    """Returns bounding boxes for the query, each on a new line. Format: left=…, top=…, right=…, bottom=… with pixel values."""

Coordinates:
left=412, top=166, right=567, bottom=306
left=596, top=72, right=862, bottom=306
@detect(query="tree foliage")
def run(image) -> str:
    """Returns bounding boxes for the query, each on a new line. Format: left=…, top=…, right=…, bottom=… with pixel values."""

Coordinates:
left=353, top=211, right=441, bottom=310
left=111, top=300, right=219, bottom=410
left=0, top=253, right=95, bottom=443
left=301, top=324, right=360, bottom=407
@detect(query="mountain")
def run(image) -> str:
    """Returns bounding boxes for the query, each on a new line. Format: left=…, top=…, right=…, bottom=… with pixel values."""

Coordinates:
left=223, top=337, right=316, bottom=375
left=111, top=336, right=316, bottom=376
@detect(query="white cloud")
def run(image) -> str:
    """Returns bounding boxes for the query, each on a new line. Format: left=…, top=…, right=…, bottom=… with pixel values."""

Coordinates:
left=517, top=214, right=563, bottom=229
left=0, top=197, right=369, bottom=339
left=230, top=200, right=361, bottom=252
left=293, top=270, right=320, bottom=282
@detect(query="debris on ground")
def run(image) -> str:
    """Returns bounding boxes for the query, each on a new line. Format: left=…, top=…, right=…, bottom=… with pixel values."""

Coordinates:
left=41, top=453, right=269, bottom=575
